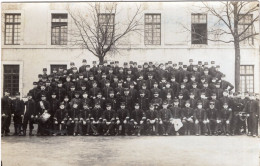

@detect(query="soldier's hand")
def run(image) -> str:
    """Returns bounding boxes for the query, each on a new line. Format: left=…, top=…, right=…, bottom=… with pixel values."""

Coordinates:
left=55, top=121, right=58, bottom=124
left=195, top=120, right=199, bottom=124
left=2, top=114, right=5, bottom=117
left=31, top=115, right=34, bottom=119
left=35, top=115, right=38, bottom=118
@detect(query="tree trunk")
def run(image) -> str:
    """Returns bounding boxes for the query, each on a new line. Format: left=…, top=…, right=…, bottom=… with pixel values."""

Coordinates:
left=98, top=56, right=104, bottom=64
left=234, top=39, right=241, bottom=92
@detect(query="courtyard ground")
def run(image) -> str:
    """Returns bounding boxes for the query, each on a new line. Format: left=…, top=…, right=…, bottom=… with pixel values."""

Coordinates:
left=1, top=134, right=259, bottom=166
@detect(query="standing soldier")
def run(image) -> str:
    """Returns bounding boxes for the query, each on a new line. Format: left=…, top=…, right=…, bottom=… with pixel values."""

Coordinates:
left=55, top=81, right=66, bottom=102
left=90, top=61, right=98, bottom=75
left=11, top=92, right=25, bottom=136
left=89, top=81, right=101, bottom=103
left=120, top=89, right=133, bottom=113
left=67, top=62, right=75, bottom=75
left=2, top=90, right=12, bottom=136
left=49, top=92, right=60, bottom=131
left=102, top=80, right=113, bottom=99
left=29, top=82, right=40, bottom=102
left=245, top=94, right=259, bottom=137
left=23, top=93, right=36, bottom=136
left=79, top=59, right=87, bottom=73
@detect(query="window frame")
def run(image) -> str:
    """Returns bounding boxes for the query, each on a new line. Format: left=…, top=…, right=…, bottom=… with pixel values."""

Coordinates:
left=51, top=13, right=68, bottom=45
left=238, top=14, right=254, bottom=45
left=97, top=13, right=115, bottom=45
left=240, top=65, right=254, bottom=93
left=144, top=13, right=161, bottom=45
left=4, top=13, right=21, bottom=45
left=191, top=13, right=208, bottom=45
left=3, top=65, right=20, bottom=96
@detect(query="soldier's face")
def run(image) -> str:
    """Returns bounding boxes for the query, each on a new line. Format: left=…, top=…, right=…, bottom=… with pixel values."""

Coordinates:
left=181, top=85, right=185, bottom=89
left=82, top=87, right=86, bottom=90
left=58, top=84, right=62, bottom=87
left=150, top=106, right=154, bottom=110
left=66, top=78, right=71, bottom=82
left=193, top=67, right=198, bottom=71
left=171, top=78, right=175, bottom=82
left=203, top=84, right=208, bottom=87
left=97, top=94, right=102, bottom=98
left=166, top=84, right=170, bottom=88
left=41, top=97, right=46, bottom=101
left=79, top=76, right=83, bottom=79
left=120, top=105, right=125, bottom=109
left=185, top=103, right=190, bottom=107
left=162, top=105, right=167, bottom=108
left=212, top=79, right=216, bottom=83
left=191, top=77, right=195, bottom=81
left=223, top=105, right=228, bottom=109
left=154, top=94, right=159, bottom=97
left=135, top=106, right=139, bottom=109
left=73, top=104, right=78, bottom=108
left=83, top=106, right=88, bottom=109
left=216, top=85, right=220, bottom=88
left=179, top=95, right=183, bottom=99
left=198, top=105, right=202, bottom=109
left=52, top=95, right=56, bottom=98
left=73, top=70, right=77, bottom=73
left=110, top=94, right=114, bottom=98
left=140, top=94, right=145, bottom=97
left=114, top=78, right=118, bottom=82
left=154, top=84, right=158, bottom=88
left=126, top=78, right=131, bottom=81
left=28, top=96, right=32, bottom=100
left=183, top=79, right=188, bottom=83
left=89, top=77, right=94, bottom=80
left=167, top=95, right=171, bottom=99
left=86, top=67, right=90, bottom=71
left=204, top=71, right=209, bottom=74
left=64, top=98, right=69, bottom=102
left=75, top=94, right=80, bottom=98
left=201, top=95, right=206, bottom=98
left=93, top=84, right=97, bottom=87
left=212, top=96, right=216, bottom=100
left=124, top=91, right=129, bottom=95
left=190, top=95, right=194, bottom=99
left=41, top=86, right=45, bottom=90
left=107, top=106, right=111, bottom=110
left=60, top=105, right=65, bottom=109
left=83, top=94, right=88, bottom=98
left=71, top=88, right=75, bottom=91
left=223, top=92, right=228, bottom=96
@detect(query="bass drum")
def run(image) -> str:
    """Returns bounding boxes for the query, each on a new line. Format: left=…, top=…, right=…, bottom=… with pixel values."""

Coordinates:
left=39, top=112, right=51, bottom=123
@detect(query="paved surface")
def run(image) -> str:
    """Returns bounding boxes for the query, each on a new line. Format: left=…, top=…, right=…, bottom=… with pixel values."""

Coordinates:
left=1, top=135, right=259, bottom=166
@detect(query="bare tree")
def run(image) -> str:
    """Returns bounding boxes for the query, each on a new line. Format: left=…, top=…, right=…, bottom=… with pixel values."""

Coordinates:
left=67, top=2, right=143, bottom=63
left=181, top=1, right=259, bottom=92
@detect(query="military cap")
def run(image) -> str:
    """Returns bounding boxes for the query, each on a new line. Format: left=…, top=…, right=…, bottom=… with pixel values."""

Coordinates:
left=211, top=93, right=216, bottom=96
left=201, top=92, right=206, bottom=95
left=142, top=83, right=147, bottom=86
left=129, top=61, right=133, bottom=64
left=216, top=82, right=221, bottom=85
left=135, top=103, right=139, bottom=106
left=171, top=75, right=176, bottom=78
left=15, top=92, right=20, bottom=96
left=53, top=68, right=57, bottom=72
left=86, top=65, right=90, bottom=67
left=115, top=61, right=119, bottom=64
left=124, top=88, right=129, bottom=91
left=138, top=65, right=142, bottom=68
left=38, top=74, right=43, bottom=78
left=82, top=59, right=87, bottom=63
left=185, top=100, right=190, bottom=104
left=183, top=65, right=187, bottom=68
left=174, top=98, right=179, bottom=102
left=162, top=101, right=168, bottom=105
left=154, top=91, right=159, bottom=94
left=126, top=75, right=131, bottom=78
left=104, top=60, right=108, bottom=63
left=120, top=102, right=126, bottom=106
left=52, top=92, right=56, bottom=95
left=133, top=62, right=137, bottom=65
left=148, top=62, right=153, bottom=65
left=198, top=61, right=202, bottom=64
left=200, top=76, right=205, bottom=80
left=74, top=91, right=80, bottom=95
left=166, top=82, right=170, bottom=85
left=97, top=92, right=102, bottom=95
left=105, top=80, right=110, bottom=83
left=204, top=67, right=209, bottom=71
left=109, top=91, right=114, bottom=94
left=43, top=68, right=47, bottom=71
left=102, top=72, right=106, bottom=76
left=41, top=94, right=46, bottom=97
left=60, top=102, right=65, bottom=106
left=33, top=82, right=38, bottom=85
left=79, top=73, right=83, bottom=76
left=118, top=80, right=123, bottom=84
left=209, top=101, right=215, bottom=104
left=221, top=74, right=226, bottom=77
left=143, top=62, right=148, bottom=65
left=148, top=73, right=153, bottom=76
left=153, top=82, right=158, bottom=85
left=110, top=61, right=114, bottom=64
left=139, top=90, right=145, bottom=94
left=183, top=76, right=188, bottom=80
left=192, top=82, right=197, bottom=85
left=211, top=61, right=215, bottom=64
left=190, top=74, right=195, bottom=78
left=204, top=62, right=208, bottom=65
left=212, top=77, right=217, bottom=80
left=113, top=75, right=118, bottom=78
left=93, top=61, right=97, bottom=64
left=89, top=74, right=94, bottom=77
left=81, top=84, right=86, bottom=87
left=189, top=59, right=193, bottom=62
left=178, top=92, right=183, bottom=96
left=179, top=62, right=183, bottom=65
left=173, top=63, right=177, bottom=67
left=197, top=100, right=202, bottom=105
left=59, top=67, right=63, bottom=70
left=123, top=62, right=128, bottom=65
left=73, top=67, right=77, bottom=70
left=70, top=85, right=75, bottom=88
left=168, top=61, right=172, bottom=64
left=46, top=80, right=50, bottom=83
left=70, top=62, right=75, bottom=65
left=180, top=82, right=185, bottom=86
left=216, top=65, right=220, bottom=68
left=223, top=102, right=228, bottom=105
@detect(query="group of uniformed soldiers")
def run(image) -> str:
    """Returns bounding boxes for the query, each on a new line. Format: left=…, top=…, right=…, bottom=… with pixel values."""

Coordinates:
left=1, top=59, right=259, bottom=137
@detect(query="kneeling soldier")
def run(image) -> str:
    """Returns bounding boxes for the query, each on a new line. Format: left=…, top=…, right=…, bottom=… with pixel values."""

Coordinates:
left=116, top=102, right=130, bottom=136
left=181, top=100, right=194, bottom=135
left=145, top=104, right=159, bottom=135
left=102, top=103, right=117, bottom=136
left=159, top=102, right=173, bottom=136
left=194, top=101, right=208, bottom=136
left=53, top=102, right=68, bottom=136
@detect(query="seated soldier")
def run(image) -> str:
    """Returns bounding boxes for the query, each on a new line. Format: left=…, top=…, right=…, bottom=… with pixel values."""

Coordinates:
left=145, top=104, right=159, bottom=136
left=130, top=103, right=145, bottom=136
left=170, top=99, right=182, bottom=136
left=79, top=103, right=91, bottom=136
left=219, top=102, right=232, bottom=136
left=181, top=100, right=194, bottom=135
left=68, top=103, right=81, bottom=136
left=194, top=101, right=208, bottom=136
left=90, top=103, right=104, bottom=135
left=206, top=101, right=218, bottom=135
left=116, top=102, right=130, bottom=136
left=53, top=102, right=68, bottom=136
left=102, top=103, right=117, bottom=136
left=159, top=101, right=173, bottom=136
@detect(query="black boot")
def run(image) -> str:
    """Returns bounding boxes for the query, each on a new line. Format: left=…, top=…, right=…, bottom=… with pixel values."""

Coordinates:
left=23, top=130, right=26, bottom=136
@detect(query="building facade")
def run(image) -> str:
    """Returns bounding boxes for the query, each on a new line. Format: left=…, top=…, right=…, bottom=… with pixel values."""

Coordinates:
left=1, top=2, right=259, bottom=97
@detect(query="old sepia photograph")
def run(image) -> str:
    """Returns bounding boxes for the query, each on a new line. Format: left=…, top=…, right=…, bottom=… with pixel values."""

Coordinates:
left=1, top=1, right=259, bottom=166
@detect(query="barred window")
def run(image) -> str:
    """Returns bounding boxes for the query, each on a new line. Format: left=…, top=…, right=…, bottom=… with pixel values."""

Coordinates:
left=5, top=14, right=21, bottom=45
left=144, top=14, right=161, bottom=45
left=240, top=65, right=254, bottom=93
left=3, top=65, right=20, bottom=96
left=238, top=14, right=254, bottom=45
left=98, top=13, right=115, bottom=45
left=51, top=14, right=68, bottom=45
left=191, top=14, right=207, bottom=44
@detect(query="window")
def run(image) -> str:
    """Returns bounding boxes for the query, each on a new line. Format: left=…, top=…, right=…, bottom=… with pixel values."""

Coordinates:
left=5, top=14, right=21, bottom=45
left=3, top=65, right=20, bottom=96
left=191, top=14, right=207, bottom=44
left=51, top=14, right=68, bottom=45
left=238, top=14, right=254, bottom=45
left=144, top=14, right=161, bottom=45
left=50, top=64, right=67, bottom=73
left=240, top=65, right=254, bottom=93
left=98, top=13, right=115, bottom=45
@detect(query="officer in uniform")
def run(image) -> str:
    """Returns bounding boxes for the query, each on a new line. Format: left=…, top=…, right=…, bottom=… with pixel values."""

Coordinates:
left=23, top=93, right=36, bottom=136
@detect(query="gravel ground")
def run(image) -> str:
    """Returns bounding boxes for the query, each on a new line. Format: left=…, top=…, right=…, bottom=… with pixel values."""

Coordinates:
left=1, top=134, right=259, bottom=166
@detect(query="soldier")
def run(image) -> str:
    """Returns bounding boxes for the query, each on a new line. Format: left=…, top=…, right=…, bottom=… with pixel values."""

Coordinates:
left=190, top=82, right=201, bottom=99
left=102, top=103, right=117, bottom=136
left=220, top=90, right=233, bottom=108
left=53, top=102, right=68, bottom=136
left=49, top=92, right=60, bottom=131
left=102, top=80, right=113, bottom=99
left=79, top=59, right=87, bottom=73
left=200, top=81, right=212, bottom=99
left=36, top=94, right=50, bottom=136
left=90, top=103, right=104, bottom=135
left=151, top=91, right=163, bottom=111
left=163, top=92, right=174, bottom=108
left=55, top=81, right=66, bottom=102
left=106, top=91, right=118, bottom=111
left=162, top=82, right=174, bottom=100
left=29, top=82, right=40, bottom=102
left=115, top=80, right=124, bottom=99
left=89, top=81, right=101, bottom=102
left=137, top=74, right=147, bottom=90
left=130, top=103, right=145, bottom=136
left=129, top=83, right=138, bottom=103
left=151, top=82, right=162, bottom=98
left=215, top=65, right=224, bottom=80
left=181, top=100, right=194, bottom=135
left=67, top=62, right=75, bottom=75
left=147, top=73, right=156, bottom=90
left=206, top=101, right=218, bottom=135
left=219, top=102, right=232, bottom=136
left=67, top=85, right=76, bottom=100
left=70, top=91, right=82, bottom=109
left=170, top=99, right=182, bottom=135
left=214, top=82, right=224, bottom=100
left=187, top=59, right=194, bottom=72
left=158, top=102, right=173, bottom=136
left=145, top=104, right=159, bottom=135
left=158, top=76, right=167, bottom=90
left=245, top=94, right=259, bottom=137
left=83, top=65, right=93, bottom=81
left=178, top=93, right=186, bottom=108
left=209, top=61, right=217, bottom=77
left=81, top=92, right=91, bottom=108
left=23, top=93, right=36, bottom=136
left=1, top=90, right=12, bottom=136
left=76, top=73, right=86, bottom=90
left=219, top=74, right=234, bottom=92
left=90, top=61, right=98, bottom=75
left=71, top=67, right=79, bottom=83
left=192, top=65, right=201, bottom=82
left=120, top=88, right=133, bottom=113
left=187, top=92, right=198, bottom=109
left=116, top=102, right=130, bottom=135
left=68, top=103, right=81, bottom=136
left=79, top=103, right=91, bottom=135
left=11, top=92, right=25, bottom=136
left=193, top=101, right=208, bottom=136
left=202, top=68, right=212, bottom=83
left=79, top=84, right=88, bottom=98
left=45, top=80, right=53, bottom=101
left=111, top=76, right=119, bottom=89
left=94, top=92, right=106, bottom=109
left=107, top=68, right=115, bottom=82
left=137, top=90, right=149, bottom=111
left=209, top=93, right=221, bottom=110
left=179, top=83, right=189, bottom=100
